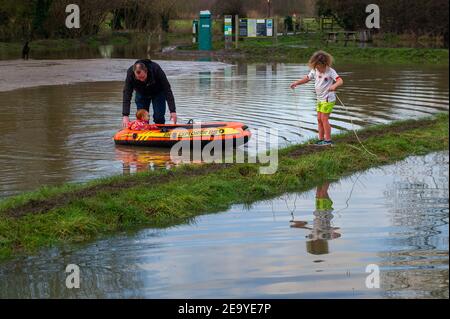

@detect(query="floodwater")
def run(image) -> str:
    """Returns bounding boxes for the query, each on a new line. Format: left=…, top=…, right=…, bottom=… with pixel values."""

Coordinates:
left=0, top=61, right=448, bottom=198
left=0, top=152, right=447, bottom=298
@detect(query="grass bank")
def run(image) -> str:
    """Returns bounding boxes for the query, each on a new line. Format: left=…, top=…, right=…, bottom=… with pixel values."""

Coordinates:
left=0, top=39, right=81, bottom=59
left=236, top=44, right=449, bottom=65
left=2, top=30, right=448, bottom=65
left=0, top=114, right=448, bottom=260
left=178, top=33, right=449, bottom=65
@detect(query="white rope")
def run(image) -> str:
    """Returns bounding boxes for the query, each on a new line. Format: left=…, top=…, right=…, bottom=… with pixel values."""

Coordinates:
left=335, top=94, right=379, bottom=158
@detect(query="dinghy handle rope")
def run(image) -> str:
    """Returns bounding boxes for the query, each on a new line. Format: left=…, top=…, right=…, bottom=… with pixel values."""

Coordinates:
left=335, top=94, right=379, bottom=159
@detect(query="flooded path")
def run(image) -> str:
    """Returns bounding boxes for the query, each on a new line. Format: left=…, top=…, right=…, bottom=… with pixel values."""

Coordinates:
left=0, top=152, right=447, bottom=298
left=0, top=61, right=448, bottom=198
left=0, top=59, right=228, bottom=92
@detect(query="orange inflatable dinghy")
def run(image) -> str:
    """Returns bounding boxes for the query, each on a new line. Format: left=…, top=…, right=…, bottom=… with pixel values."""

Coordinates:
left=113, top=121, right=251, bottom=148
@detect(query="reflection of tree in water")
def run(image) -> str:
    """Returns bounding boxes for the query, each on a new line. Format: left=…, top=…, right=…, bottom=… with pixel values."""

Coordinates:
left=0, top=237, right=163, bottom=298
left=383, top=153, right=448, bottom=248
left=380, top=153, right=449, bottom=298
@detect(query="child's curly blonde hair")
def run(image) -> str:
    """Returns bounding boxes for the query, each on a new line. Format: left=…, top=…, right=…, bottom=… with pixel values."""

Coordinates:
left=308, top=51, right=334, bottom=70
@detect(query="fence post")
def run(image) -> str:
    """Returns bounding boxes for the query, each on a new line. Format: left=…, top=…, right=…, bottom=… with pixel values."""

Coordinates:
left=224, top=15, right=232, bottom=50
left=235, top=15, right=239, bottom=49
left=273, top=16, right=278, bottom=44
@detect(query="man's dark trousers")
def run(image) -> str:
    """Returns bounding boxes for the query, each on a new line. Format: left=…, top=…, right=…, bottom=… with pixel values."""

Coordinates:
left=135, top=91, right=166, bottom=124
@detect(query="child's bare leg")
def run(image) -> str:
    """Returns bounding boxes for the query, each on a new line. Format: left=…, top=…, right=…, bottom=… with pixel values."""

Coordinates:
left=322, top=113, right=332, bottom=141
left=317, top=112, right=325, bottom=140
left=316, top=182, right=331, bottom=198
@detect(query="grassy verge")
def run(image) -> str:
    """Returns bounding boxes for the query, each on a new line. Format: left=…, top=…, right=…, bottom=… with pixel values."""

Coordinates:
left=236, top=44, right=449, bottom=65
left=0, top=38, right=82, bottom=58
left=0, top=114, right=448, bottom=260
left=2, top=29, right=448, bottom=65
left=179, top=32, right=449, bottom=65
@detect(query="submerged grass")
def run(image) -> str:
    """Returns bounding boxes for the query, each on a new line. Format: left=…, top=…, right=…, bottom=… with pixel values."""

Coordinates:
left=0, top=114, right=448, bottom=260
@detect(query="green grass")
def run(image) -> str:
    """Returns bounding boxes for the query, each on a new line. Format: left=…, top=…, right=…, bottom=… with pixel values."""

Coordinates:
left=170, top=19, right=194, bottom=34
left=170, top=19, right=223, bottom=35
left=86, top=32, right=131, bottom=47
left=0, top=114, right=448, bottom=260
left=0, top=32, right=132, bottom=58
left=0, top=41, right=22, bottom=53
left=30, top=38, right=81, bottom=50
left=1, top=27, right=447, bottom=64
left=238, top=44, right=449, bottom=65
left=0, top=38, right=84, bottom=59
left=180, top=32, right=449, bottom=65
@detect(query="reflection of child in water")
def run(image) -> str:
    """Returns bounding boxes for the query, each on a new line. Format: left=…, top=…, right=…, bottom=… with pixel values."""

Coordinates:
left=290, top=182, right=341, bottom=255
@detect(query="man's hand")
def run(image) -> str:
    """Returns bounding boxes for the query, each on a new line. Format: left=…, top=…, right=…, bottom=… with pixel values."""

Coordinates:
left=170, top=112, right=177, bottom=124
left=290, top=82, right=298, bottom=90
left=122, top=116, right=130, bottom=128
left=328, top=85, right=337, bottom=92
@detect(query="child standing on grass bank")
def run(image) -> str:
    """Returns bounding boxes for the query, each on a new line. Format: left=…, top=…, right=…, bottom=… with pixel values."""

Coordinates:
left=290, top=51, right=344, bottom=146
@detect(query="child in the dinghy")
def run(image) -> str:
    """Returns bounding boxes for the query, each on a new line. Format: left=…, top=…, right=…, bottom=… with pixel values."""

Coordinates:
left=128, top=109, right=158, bottom=131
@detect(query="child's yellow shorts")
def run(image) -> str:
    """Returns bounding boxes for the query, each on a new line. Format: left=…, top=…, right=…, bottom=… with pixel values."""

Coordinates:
left=316, top=101, right=335, bottom=114
left=316, top=197, right=334, bottom=211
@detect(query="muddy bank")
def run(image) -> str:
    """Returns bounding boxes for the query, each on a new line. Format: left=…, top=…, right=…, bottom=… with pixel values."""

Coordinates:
left=0, top=59, right=229, bottom=92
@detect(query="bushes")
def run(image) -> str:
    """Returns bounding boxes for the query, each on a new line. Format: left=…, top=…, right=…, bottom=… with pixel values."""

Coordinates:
left=317, top=0, right=449, bottom=47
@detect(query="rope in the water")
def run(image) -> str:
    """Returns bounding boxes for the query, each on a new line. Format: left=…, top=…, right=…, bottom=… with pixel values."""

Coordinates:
left=335, top=94, right=379, bottom=158
left=291, top=88, right=378, bottom=158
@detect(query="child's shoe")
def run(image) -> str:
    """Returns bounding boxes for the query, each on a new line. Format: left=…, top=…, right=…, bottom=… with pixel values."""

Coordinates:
left=314, top=140, right=324, bottom=145
left=316, top=140, right=333, bottom=146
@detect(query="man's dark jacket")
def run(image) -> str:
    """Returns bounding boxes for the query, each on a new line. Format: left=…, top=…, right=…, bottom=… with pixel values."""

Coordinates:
left=122, top=59, right=176, bottom=116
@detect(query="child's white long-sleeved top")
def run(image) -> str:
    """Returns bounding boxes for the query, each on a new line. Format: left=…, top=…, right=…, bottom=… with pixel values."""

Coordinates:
left=307, top=67, right=341, bottom=102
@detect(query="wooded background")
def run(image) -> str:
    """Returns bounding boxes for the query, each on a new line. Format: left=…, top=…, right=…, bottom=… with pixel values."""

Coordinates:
left=0, top=0, right=448, bottom=46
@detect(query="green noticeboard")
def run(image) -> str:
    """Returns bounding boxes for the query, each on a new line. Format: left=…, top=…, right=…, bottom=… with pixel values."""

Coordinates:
left=199, top=10, right=212, bottom=51
left=239, top=18, right=274, bottom=38
left=239, top=19, right=248, bottom=37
